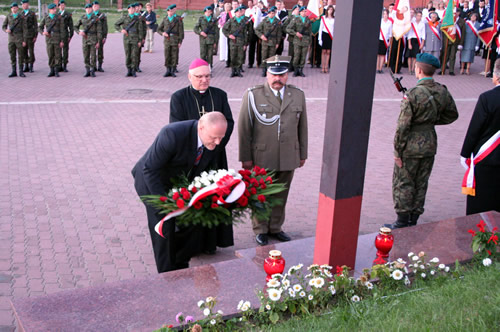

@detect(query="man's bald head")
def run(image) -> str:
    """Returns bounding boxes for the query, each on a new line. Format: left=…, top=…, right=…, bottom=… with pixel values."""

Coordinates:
left=198, top=112, right=228, bottom=150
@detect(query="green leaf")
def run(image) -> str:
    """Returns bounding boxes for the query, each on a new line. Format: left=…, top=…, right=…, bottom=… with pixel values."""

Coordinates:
left=270, top=312, right=279, bottom=324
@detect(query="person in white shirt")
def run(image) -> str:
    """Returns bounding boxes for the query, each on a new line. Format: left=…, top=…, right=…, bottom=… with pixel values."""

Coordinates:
left=407, top=11, right=426, bottom=74
left=435, top=1, right=445, bottom=21
left=422, top=1, right=434, bottom=20
left=378, top=9, right=393, bottom=73
left=318, top=5, right=334, bottom=73
left=246, top=0, right=263, bottom=68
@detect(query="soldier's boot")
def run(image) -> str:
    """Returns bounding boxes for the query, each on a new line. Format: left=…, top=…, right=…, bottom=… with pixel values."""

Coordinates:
left=299, top=67, right=306, bottom=77
left=136, top=66, right=142, bottom=73
left=23, top=63, right=29, bottom=72
left=97, top=62, right=104, bottom=72
left=163, top=67, right=170, bottom=77
left=174, top=66, right=178, bottom=73
left=47, top=67, right=55, bottom=77
left=29, top=63, right=33, bottom=72
left=384, top=213, right=410, bottom=229
left=131, top=69, right=137, bottom=77
left=90, top=69, right=96, bottom=77
left=170, top=67, right=176, bottom=77
left=94, top=66, right=97, bottom=72
left=290, top=65, right=295, bottom=72
left=8, top=66, right=17, bottom=78
left=84, top=68, right=91, bottom=77
left=63, top=64, right=68, bottom=72
left=230, top=68, right=236, bottom=77
left=18, top=65, right=25, bottom=77
left=262, top=68, right=267, bottom=77
left=408, top=214, right=419, bottom=227
left=240, top=66, right=245, bottom=73
left=293, top=68, right=299, bottom=77
left=237, top=68, right=243, bottom=77
left=54, top=67, right=60, bottom=77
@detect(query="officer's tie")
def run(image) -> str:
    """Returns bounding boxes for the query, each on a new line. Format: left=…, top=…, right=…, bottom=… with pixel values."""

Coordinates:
left=277, top=91, right=282, bottom=105
left=194, top=145, right=204, bottom=166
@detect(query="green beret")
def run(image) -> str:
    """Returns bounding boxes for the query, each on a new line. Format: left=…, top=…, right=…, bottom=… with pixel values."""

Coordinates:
left=235, top=5, right=245, bottom=11
left=11, top=2, right=18, bottom=7
left=127, top=3, right=133, bottom=8
left=292, top=4, right=299, bottom=10
left=268, top=6, right=277, bottom=12
left=204, top=5, right=212, bottom=11
left=48, top=3, right=56, bottom=9
left=85, top=3, right=92, bottom=8
left=416, top=53, right=440, bottom=68
left=299, top=6, right=306, bottom=12
left=21, top=0, right=29, bottom=3
left=167, top=4, right=176, bottom=10
left=92, top=1, right=100, bottom=4
left=58, top=0, right=65, bottom=4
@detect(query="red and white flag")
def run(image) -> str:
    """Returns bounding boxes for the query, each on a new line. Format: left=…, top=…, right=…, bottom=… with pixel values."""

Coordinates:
left=392, top=0, right=412, bottom=40
left=305, top=0, right=321, bottom=20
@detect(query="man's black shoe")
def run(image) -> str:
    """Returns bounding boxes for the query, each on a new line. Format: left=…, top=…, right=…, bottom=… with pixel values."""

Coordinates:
left=270, top=231, right=291, bottom=242
left=203, top=249, right=216, bottom=255
left=449, top=72, right=455, bottom=76
left=256, top=234, right=268, bottom=246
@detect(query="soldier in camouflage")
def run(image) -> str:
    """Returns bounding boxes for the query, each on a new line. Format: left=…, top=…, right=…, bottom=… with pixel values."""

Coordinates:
left=283, top=5, right=299, bottom=72
left=38, top=3, right=66, bottom=77
left=135, top=3, right=147, bottom=72
left=3, top=2, right=27, bottom=78
left=286, top=6, right=311, bottom=77
left=75, top=3, right=102, bottom=77
left=385, top=53, right=458, bottom=229
left=92, top=1, right=108, bottom=72
left=115, top=3, right=144, bottom=77
left=222, top=5, right=249, bottom=77
left=20, top=0, right=37, bottom=73
left=255, top=6, right=282, bottom=77
left=58, top=0, right=74, bottom=72
left=158, top=4, right=184, bottom=77
left=194, top=6, right=219, bottom=68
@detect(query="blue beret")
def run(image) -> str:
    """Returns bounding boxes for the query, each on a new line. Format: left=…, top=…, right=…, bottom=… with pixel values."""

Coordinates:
left=204, top=5, right=212, bottom=11
left=268, top=6, right=277, bottom=12
left=48, top=3, right=56, bottom=9
left=167, top=4, right=176, bottom=10
left=85, top=3, right=92, bottom=8
left=299, top=6, right=307, bottom=12
left=416, top=53, right=440, bottom=68
left=11, top=2, right=18, bottom=7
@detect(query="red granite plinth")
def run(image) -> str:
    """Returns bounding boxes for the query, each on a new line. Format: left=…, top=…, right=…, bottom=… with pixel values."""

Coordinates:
left=11, top=212, right=499, bottom=331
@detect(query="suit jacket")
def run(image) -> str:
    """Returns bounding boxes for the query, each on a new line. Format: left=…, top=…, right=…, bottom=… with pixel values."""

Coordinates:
left=461, top=85, right=500, bottom=166
left=132, top=120, right=217, bottom=197
left=238, top=82, right=308, bottom=171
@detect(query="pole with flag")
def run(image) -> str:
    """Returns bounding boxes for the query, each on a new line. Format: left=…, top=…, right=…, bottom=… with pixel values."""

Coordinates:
left=305, top=0, right=320, bottom=20
left=478, top=0, right=498, bottom=75
left=391, top=0, right=412, bottom=74
left=440, top=0, right=457, bottom=74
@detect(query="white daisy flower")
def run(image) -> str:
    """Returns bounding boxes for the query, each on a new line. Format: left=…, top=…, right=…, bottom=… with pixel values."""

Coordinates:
left=203, top=308, right=210, bottom=316
left=268, top=288, right=281, bottom=302
left=210, top=319, right=216, bottom=325
left=309, top=277, right=325, bottom=288
left=438, top=264, right=445, bottom=269
left=391, top=269, right=404, bottom=280
left=217, top=310, right=223, bottom=315
left=412, top=256, right=419, bottom=261
left=483, top=258, right=492, bottom=266
left=288, top=288, right=296, bottom=297
left=282, top=279, right=290, bottom=289
left=420, top=265, right=425, bottom=270
left=323, top=270, right=333, bottom=278
left=265, top=304, right=271, bottom=310
left=404, top=266, right=409, bottom=274
left=308, top=294, right=314, bottom=301
left=271, top=273, right=283, bottom=279
left=444, top=266, right=450, bottom=272
left=194, top=181, right=202, bottom=189
left=421, top=273, right=426, bottom=278
left=299, top=291, right=306, bottom=297
left=365, top=282, right=374, bottom=290
left=193, top=176, right=201, bottom=183
left=307, top=264, right=319, bottom=270
left=404, top=276, right=410, bottom=286
left=408, top=252, right=414, bottom=257
left=200, top=171, right=209, bottom=178
left=188, top=184, right=194, bottom=191
left=295, top=263, right=304, bottom=270
left=430, top=270, right=435, bottom=276
left=198, top=300, right=205, bottom=308
left=206, top=296, right=215, bottom=303
left=320, top=264, right=333, bottom=269
left=430, top=257, right=439, bottom=263
left=329, top=285, right=336, bottom=295
left=397, top=258, right=407, bottom=264
left=292, top=284, right=302, bottom=292
left=241, top=302, right=250, bottom=312
left=267, top=279, right=280, bottom=288
left=351, top=295, right=360, bottom=302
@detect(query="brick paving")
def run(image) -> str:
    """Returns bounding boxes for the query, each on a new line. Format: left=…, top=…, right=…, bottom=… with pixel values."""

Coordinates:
left=0, top=20, right=493, bottom=331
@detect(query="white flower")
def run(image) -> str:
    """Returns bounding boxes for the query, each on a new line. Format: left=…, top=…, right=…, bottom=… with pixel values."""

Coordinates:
left=271, top=273, right=283, bottom=279
left=320, top=264, right=332, bottom=270
left=217, top=310, right=223, bottom=315
left=194, top=181, right=202, bottom=189
left=295, top=263, right=303, bottom=270
left=365, top=282, right=374, bottom=290
left=391, top=269, right=404, bottom=280
left=305, top=274, right=312, bottom=279
left=412, top=256, right=419, bottom=261
left=397, top=258, right=407, bottom=264
left=265, top=304, right=271, bottom=310
left=308, top=294, right=314, bottom=301
left=210, top=319, right=216, bottom=325
left=307, top=264, right=319, bottom=270
left=430, top=257, right=439, bottom=263
left=282, top=279, right=290, bottom=289
left=288, top=288, right=296, bottom=297
left=206, top=296, right=215, bottom=303
left=240, top=301, right=251, bottom=312
left=267, top=279, right=280, bottom=288
left=299, top=291, right=306, bottom=297
left=408, top=252, right=414, bottom=257
left=351, top=295, right=361, bottom=302
left=483, top=258, right=492, bottom=266
left=200, top=171, right=209, bottom=178
left=421, top=273, right=426, bottom=278
left=420, top=265, right=425, bottom=270
left=329, top=285, right=336, bottom=295
left=197, top=300, right=205, bottom=308
left=193, top=176, right=201, bottom=183
left=268, top=288, right=281, bottom=302
left=404, top=276, right=410, bottom=286
left=188, top=184, right=194, bottom=191
left=438, top=264, right=445, bottom=269
left=404, top=266, right=409, bottom=274
left=323, top=270, right=333, bottom=278
left=444, top=266, right=450, bottom=272
left=237, top=300, right=243, bottom=310
left=430, top=270, right=435, bottom=275
left=292, top=284, right=302, bottom=292
left=203, top=308, right=210, bottom=316
left=309, top=277, right=325, bottom=288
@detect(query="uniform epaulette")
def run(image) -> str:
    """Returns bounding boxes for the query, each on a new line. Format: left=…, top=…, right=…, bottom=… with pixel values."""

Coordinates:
left=248, top=84, right=264, bottom=91
left=287, top=84, right=302, bottom=91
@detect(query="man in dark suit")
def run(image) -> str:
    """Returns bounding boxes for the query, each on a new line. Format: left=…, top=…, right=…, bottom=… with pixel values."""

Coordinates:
left=132, top=112, right=228, bottom=273
left=460, top=60, right=500, bottom=215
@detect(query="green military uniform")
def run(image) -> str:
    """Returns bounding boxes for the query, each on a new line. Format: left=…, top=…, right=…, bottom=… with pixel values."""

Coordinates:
left=20, top=3, right=37, bottom=72
left=255, top=12, right=282, bottom=76
left=136, top=10, right=147, bottom=72
left=222, top=12, right=249, bottom=77
left=194, top=10, right=219, bottom=66
left=3, top=7, right=28, bottom=77
left=283, top=12, right=297, bottom=70
left=286, top=11, right=312, bottom=76
left=157, top=12, right=184, bottom=77
left=440, top=17, right=465, bottom=75
left=59, top=8, right=74, bottom=71
left=75, top=8, right=102, bottom=77
left=93, top=9, right=107, bottom=71
left=115, top=11, right=144, bottom=77
left=38, top=9, right=66, bottom=77
left=391, top=54, right=458, bottom=228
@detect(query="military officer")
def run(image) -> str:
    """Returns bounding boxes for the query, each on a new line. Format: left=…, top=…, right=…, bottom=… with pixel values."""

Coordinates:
left=38, top=3, right=66, bottom=77
left=58, top=0, right=73, bottom=72
left=194, top=6, right=219, bottom=68
left=135, top=3, right=147, bottom=72
left=385, top=53, right=458, bottom=229
left=238, top=55, right=308, bottom=246
left=3, top=2, right=27, bottom=78
left=158, top=4, right=184, bottom=77
left=75, top=3, right=102, bottom=77
left=255, top=6, right=282, bottom=77
left=286, top=6, right=311, bottom=77
left=222, top=5, right=249, bottom=77
left=92, top=1, right=108, bottom=72
left=115, top=3, right=144, bottom=77
left=20, top=0, right=37, bottom=73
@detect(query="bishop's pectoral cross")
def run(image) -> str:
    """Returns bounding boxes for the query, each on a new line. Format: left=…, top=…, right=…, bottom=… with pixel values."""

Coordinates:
left=200, top=106, right=206, bottom=116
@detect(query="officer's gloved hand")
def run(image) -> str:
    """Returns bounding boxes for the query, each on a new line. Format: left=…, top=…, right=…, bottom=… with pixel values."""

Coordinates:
left=458, top=45, right=463, bottom=50
left=475, top=46, right=479, bottom=52
left=460, top=156, right=469, bottom=170
left=318, top=39, right=322, bottom=46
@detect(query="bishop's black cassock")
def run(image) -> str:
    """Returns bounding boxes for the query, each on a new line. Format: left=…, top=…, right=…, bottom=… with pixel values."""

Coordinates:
left=169, top=85, right=235, bottom=253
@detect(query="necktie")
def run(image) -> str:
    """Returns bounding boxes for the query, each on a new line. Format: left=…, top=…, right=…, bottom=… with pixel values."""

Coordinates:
left=277, top=91, right=282, bottom=105
left=194, top=146, right=204, bottom=166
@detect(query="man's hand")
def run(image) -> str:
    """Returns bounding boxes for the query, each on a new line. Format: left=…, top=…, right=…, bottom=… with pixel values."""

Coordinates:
left=261, top=35, right=268, bottom=41
left=137, top=41, right=141, bottom=47
left=200, top=31, right=207, bottom=37
left=299, top=159, right=306, bottom=167
left=163, top=32, right=169, bottom=38
left=242, top=161, right=253, bottom=170
left=6, top=29, right=11, bottom=33
left=121, top=29, right=128, bottom=36
left=43, top=31, right=50, bottom=36
left=102, top=38, right=106, bottom=44
left=22, top=41, right=26, bottom=47
left=296, top=32, right=303, bottom=39
left=79, top=31, right=86, bottom=37
left=229, top=34, right=236, bottom=40
left=394, top=157, right=403, bottom=168
left=96, top=42, right=100, bottom=49
left=408, top=43, right=412, bottom=50
left=59, top=41, right=64, bottom=48
left=178, top=43, right=181, bottom=48
left=460, top=156, right=469, bottom=170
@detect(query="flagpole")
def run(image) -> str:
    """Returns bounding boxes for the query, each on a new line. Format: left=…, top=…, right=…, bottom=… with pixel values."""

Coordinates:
left=485, top=45, right=491, bottom=76
left=386, top=37, right=393, bottom=67
left=441, top=38, right=449, bottom=75
left=395, top=39, right=401, bottom=73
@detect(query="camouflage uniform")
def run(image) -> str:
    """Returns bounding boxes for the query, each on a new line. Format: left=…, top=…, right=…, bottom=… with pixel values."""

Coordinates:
left=38, top=13, right=66, bottom=75
left=194, top=15, right=219, bottom=66
left=2, top=12, right=27, bottom=76
left=255, top=16, right=282, bottom=74
left=137, top=11, right=147, bottom=71
left=393, top=78, right=458, bottom=221
left=157, top=14, right=184, bottom=72
left=286, top=15, right=312, bottom=74
left=94, top=11, right=107, bottom=71
left=283, top=15, right=295, bottom=67
left=222, top=16, right=249, bottom=75
left=60, top=10, right=74, bottom=70
left=115, top=14, right=144, bottom=75
left=74, top=13, right=102, bottom=75
left=21, top=8, right=37, bottom=71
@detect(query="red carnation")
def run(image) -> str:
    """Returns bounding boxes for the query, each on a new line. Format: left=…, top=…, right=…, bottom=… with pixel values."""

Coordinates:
left=176, top=199, right=185, bottom=208
left=172, top=192, right=180, bottom=201
left=259, top=168, right=267, bottom=176
left=253, top=166, right=261, bottom=174
left=492, top=227, right=498, bottom=232
left=180, top=187, right=188, bottom=195
left=243, top=175, right=250, bottom=181
left=212, top=195, right=218, bottom=202
left=244, top=190, right=251, bottom=197
left=237, top=195, right=248, bottom=207
left=193, top=201, right=203, bottom=210
left=259, top=178, right=265, bottom=184
left=159, top=196, right=167, bottom=202
left=266, top=176, right=273, bottom=184
left=260, top=183, right=267, bottom=189
left=182, top=192, right=191, bottom=200
left=257, top=195, right=266, bottom=203
left=336, top=265, right=343, bottom=276
left=211, top=203, right=219, bottom=208
left=244, top=181, right=250, bottom=188
left=250, top=187, right=257, bottom=195
left=250, top=178, right=259, bottom=186
left=191, top=187, right=198, bottom=193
